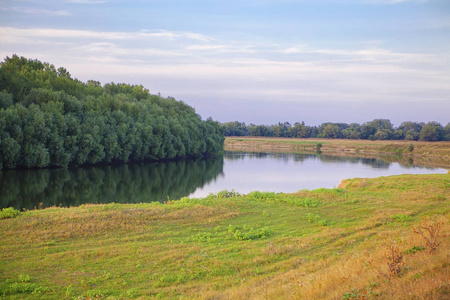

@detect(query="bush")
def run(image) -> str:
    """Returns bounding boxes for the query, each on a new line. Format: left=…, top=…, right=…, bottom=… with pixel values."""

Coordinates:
left=207, top=189, right=241, bottom=198
left=0, top=207, right=21, bottom=219
left=411, top=217, right=443, bottom=254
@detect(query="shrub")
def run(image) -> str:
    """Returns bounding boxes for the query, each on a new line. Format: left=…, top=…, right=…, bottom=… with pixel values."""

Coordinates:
left=385, top=242, right=404, bottom=277
left=306, top=213, right=328, bottom=226
left=0, top=207, right=21, bottom=219
left=207, top=189, right=241, bottom=198
left=411, top=217, right=443, bottom=254
left=228, top=224, right=272, bottom=240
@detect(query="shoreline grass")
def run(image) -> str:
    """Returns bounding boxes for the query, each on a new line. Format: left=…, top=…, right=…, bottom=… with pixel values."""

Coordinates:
left=1, top=174, right=449, bottom=299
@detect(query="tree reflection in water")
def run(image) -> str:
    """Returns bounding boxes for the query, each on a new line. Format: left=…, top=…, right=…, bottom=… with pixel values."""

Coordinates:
left=0, top=157, right=224, bottom=210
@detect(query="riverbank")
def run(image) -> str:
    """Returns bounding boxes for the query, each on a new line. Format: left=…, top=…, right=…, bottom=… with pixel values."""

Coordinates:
left=225, top=137, right=450, bottom=169
left=1, top=174, right=449, bottom=299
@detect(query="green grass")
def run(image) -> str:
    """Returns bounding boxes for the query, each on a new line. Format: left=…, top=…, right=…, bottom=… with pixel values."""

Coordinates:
left=0, top=174, right=449, bottom=299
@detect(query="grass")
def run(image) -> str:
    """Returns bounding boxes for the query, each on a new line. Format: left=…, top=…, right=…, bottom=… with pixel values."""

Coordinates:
left=0, top=174, right=449, bottom=299
left=225, top=137, right=450, bottom=169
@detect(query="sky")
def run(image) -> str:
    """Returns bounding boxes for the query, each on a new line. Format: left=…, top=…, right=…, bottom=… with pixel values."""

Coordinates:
left=0, top=0, right=449, bottom=126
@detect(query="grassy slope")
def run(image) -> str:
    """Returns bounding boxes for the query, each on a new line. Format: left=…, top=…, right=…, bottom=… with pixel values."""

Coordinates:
left=224, top=137, right=450, bottom=169
left=1, top=174, right=449, bottom=299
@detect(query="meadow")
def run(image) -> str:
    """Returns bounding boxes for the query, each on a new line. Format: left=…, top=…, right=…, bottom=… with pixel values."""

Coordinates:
left=1, top=173, right=449, bottom=299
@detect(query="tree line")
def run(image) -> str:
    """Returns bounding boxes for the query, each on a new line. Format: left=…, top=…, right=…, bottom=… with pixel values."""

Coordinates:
left=0, top=55, right=224, bottom=170
left=222, top=119, right=450, bottom=141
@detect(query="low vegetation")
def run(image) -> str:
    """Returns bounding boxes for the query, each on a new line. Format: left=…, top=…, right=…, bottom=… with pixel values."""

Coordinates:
left=1, top=174, right=448, bottom=299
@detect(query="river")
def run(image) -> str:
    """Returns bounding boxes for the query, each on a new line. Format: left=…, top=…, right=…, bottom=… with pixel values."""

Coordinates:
left=0, top=151, right=447, bottom=210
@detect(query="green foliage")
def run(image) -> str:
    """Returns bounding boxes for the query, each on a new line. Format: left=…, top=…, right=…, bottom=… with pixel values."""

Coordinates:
left=306, top=213, right=329, bottom=226
left=222, top=118, right=447, bottom=141
left=247, top=191, right=319, bottom=207
left=316, top=142, right=323, bottom=151
left=0, top=274, right=49, bottom=296
left=391, top=214, right=412, bottom=223
left=405, top=246, right=426, bottom=254
left=0, top=207, right=20, bottom=219
left=0, top=55, right=224, bottom=169
left=207, top=189, right=241, bottom=198
left=228, top=224, right=272, bottom=240
left=420, top=122, right=445, bottom=141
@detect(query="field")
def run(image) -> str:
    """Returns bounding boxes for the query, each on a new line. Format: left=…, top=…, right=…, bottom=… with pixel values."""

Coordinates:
left=1, top=173, right=449, bottom=299
left=225, top=137, right=450, bottom=169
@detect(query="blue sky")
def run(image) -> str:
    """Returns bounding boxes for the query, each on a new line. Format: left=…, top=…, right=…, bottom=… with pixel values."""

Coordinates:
left=1, top=0, right=449, bottom=126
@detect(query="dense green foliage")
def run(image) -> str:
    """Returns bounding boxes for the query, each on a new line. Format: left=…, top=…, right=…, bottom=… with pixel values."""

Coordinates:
left=223, top=119, right=450, bottom=141
left=0, top=55, right=224, bottom=169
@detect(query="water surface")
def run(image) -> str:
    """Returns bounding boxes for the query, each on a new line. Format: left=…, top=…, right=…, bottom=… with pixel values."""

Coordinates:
left=188, top=152, right=447, bottom=197
left=0, top=151, right=446, bottom=210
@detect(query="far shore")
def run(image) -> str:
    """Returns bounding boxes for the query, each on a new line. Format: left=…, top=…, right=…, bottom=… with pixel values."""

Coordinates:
left=224, top=136, right=450, bottom=169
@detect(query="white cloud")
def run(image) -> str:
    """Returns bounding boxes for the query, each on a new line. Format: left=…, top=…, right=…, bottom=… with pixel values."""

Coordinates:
left=0, top=25, right=448, bottom=124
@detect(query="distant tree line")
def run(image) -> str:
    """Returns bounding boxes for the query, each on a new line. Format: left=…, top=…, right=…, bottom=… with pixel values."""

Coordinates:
left=0, top=55, right=224, bottom=170
left=222, top=119, right=450, bottom=141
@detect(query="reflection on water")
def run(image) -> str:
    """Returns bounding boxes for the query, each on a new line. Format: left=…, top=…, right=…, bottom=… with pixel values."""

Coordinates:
left=188, top=151, right=446, bottom=198
left=225, top=151, right=393, bottom=169
left=0, top=157, right=224, bottom=210
left=1, top=151, right=446, bottom=210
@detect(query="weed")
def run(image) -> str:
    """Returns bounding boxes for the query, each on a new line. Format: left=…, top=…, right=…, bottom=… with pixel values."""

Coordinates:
left=306, top=213, right=328, bottom=226
left=263, top=241, right=281, bottom=256
left=405, top=246, right=426, bottom=254
left=0, top=207, right=21, bottom=219
left=411, top=217, right=443, bottom=254
left=126, top=288, right=139, bottom=298
left=191, top=232, right=213, bottom=242
left=385, top=242, right=404, bottom=278
left=228, top=224, right=272, bottom=240
left=0, top=274, right=49, bottom=296
left=207, top=189, right=241, bottom=198
left=391, top=214, right=412, bottom=223
left=342, top=288, right=363, bottom=299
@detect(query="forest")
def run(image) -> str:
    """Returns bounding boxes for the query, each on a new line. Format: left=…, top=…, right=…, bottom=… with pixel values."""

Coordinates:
left=222, top=119, right=450, bottom=141
left=0, top=55, right=224, bottom=170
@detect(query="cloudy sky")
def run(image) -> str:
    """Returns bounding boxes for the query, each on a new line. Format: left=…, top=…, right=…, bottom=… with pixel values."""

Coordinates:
left=1, top=0, right=449, bottom=126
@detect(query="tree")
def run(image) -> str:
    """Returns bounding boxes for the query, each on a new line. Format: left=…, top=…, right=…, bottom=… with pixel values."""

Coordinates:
left=399, top=121, right=423, bottom=141
left=420, top=122, right=444, bottom=141
left=0, top=55, right=225, bottom=169
left=322, top=124, right=340, bottom=139
left=444, top=123, right=450, bottom=141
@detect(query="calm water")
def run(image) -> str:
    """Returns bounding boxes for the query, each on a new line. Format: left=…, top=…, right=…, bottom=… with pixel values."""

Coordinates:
left=0, top=151, right=447, bottom=210
left=189, top=152, right=447, bottom=198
